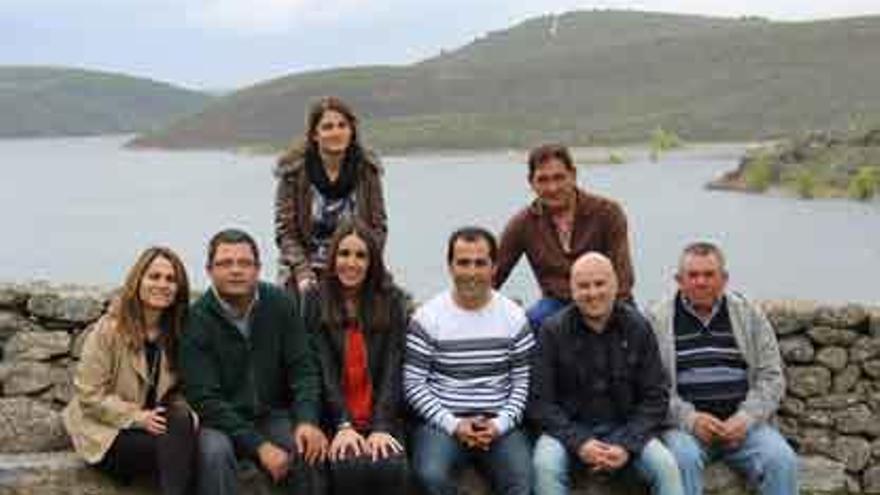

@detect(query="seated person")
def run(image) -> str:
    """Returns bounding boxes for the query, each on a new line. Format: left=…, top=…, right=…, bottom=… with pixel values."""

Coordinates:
left=405, top=226, right=535, bottom=495
left=647, top=242, right=796, bottom=495
left=64, top=246, right=197, bottom=495
left=180, top=228, right=327, bottom=495
left=303, top=220, right=408, bottom=495
left=530, top=252, right=682, bottom=495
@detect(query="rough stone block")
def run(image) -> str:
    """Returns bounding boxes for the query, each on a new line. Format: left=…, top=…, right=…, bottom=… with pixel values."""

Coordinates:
left=833, top=365, right=862, bottom=393
left=831, top=435, right=872, bottom=472
left=799, top=455, right=849, bottom=493
left=780, top=397, right=805, bottom=416
left=851, top=337, right=880, bottom=364
left=0, top=361, right=53, bottom=396
left=864, top=360, right=880, bottom=379
left=0, top=283, right=30, bottom=311
left=798, top=428, right=835, bottom=457
left=836, top=404, right=880, bottom=437
left=779, top=336, right=815, bottom=363
left=4, top=332, right=70, bottom=362
left=27, top=287, right=108, bottom=325
left=787, top=366, right=832, bottom=398
left=808, top=326, right=862, bottom=346
left=815, top=346, right=849, bottom=371
left=760, top=300, right=817, bottom=336
left=0, top=398, right=69, bottom=453
left=815, top=304, right=870, bottom=329
left=864, top=464, right=880, bottom=493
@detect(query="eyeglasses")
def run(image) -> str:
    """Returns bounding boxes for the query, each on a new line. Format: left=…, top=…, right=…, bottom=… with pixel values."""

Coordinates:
left=211, top=259, right=258, bottom=269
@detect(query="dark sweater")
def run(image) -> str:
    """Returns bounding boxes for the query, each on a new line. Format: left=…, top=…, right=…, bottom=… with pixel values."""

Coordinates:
left=179, top=282, right=320, bottom=459
left=528, top=302, right=669, bottom=455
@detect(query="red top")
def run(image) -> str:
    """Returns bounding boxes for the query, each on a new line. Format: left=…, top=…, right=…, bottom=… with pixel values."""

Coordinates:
left=342, top=320, right=373, bottom=430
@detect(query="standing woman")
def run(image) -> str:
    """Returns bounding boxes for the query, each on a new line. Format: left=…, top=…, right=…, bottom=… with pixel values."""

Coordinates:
left=275, top=96, right=388, bottom=294
left=63, top=247, right=197, bottom=494
left=303, top=220, right=408, bottom=495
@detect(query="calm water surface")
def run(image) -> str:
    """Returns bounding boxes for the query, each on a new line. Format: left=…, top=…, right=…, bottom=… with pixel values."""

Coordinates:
left=2, top=136, right=878, bottom=305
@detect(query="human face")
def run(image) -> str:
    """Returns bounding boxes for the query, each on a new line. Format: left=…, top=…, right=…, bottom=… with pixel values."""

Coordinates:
left=530, top=158, right=577, bottom=211
left=312, top=109, right=353, bottom=156
left=335, top=233, right=370, bottom=291
left=208, top=243, right=260, bottom=299
left=138, top=256, right=179, bottom=311
left=448, top=238, right=496, bottom=307
left=676, top=253, right=728, bottom=311
left=570, top=258, right=617, bottom=327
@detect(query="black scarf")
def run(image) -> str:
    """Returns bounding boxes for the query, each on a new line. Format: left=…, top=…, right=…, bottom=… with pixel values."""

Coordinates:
left=305, top=146, right=361, bottom=200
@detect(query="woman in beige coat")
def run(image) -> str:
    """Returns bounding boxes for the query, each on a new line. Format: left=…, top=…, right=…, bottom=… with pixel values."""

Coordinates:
left=63, top=246, right=196, bottom=494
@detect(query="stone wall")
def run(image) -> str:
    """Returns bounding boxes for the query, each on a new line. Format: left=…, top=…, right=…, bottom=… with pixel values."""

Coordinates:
left=0, top=281, right=879, bottom=493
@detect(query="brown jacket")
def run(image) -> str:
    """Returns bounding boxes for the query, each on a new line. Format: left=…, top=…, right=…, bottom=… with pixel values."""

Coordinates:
left=495, top=188, right=634, bottom=301
left=62, top=315, right=183, bottom=463
left=274, top=147, right=387, bottom=289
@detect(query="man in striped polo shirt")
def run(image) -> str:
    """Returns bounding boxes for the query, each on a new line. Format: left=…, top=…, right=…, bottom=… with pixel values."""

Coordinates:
left=405, top=226, right=535, bottom=495
left=648, top=242, right=796, bottom=495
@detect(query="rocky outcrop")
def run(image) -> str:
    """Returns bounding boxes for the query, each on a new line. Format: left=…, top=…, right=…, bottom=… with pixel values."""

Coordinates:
left=706, top=129, right=880, bottom=201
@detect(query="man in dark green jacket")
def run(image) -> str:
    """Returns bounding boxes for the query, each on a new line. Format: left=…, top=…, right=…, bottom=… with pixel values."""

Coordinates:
left=180, top=228, right=327, bottom=495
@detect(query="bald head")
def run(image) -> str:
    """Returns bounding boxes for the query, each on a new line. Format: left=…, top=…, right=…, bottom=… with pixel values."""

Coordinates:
left=570, top=252, right=618, bottom=330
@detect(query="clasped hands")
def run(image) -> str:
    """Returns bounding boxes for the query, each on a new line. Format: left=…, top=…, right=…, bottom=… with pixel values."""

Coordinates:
left=577, top=439, right=629, bottom=473
left=693, top=412, right=749, bottom=448
left=454, top=416, right=500, bottom=451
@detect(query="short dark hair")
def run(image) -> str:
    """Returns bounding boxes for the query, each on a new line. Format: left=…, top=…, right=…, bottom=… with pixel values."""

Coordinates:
left=528, top=143, right=575, bottom=180
left=207, top=228, right=261, bottom=267
left=446, top=226, right=498, bottom=265
left=679, top=241, right=726, bottom=273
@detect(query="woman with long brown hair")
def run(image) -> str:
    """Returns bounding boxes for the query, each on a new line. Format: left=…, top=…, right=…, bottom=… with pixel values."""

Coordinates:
left=63, top=246, right=197, bottom=494
left=275, top=96, right=388, bottom=294
left=303, top=219, right=408, bottom=495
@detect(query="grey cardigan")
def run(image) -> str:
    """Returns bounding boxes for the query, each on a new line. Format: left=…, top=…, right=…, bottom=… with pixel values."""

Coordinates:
left=646, top=291, right=785, bottom=432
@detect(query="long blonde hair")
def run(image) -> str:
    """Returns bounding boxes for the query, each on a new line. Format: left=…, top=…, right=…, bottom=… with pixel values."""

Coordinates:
left=111, top=246, right=190, bottom=369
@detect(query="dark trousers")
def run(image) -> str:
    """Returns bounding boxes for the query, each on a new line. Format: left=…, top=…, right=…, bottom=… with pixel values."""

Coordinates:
left=328, top=449, right=408, bottom=495
left=95, top=404, right=196, bottom=495
left=198, top=411, right=326, bottom=495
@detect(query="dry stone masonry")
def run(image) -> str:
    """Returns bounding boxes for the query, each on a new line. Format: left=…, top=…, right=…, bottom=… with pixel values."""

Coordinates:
left=0, top=281, right=877, bottom=493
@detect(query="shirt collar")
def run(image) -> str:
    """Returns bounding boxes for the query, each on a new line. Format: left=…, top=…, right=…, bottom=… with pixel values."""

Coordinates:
left=678, top=292, right=725, bottom=326
left=211, top=285, right=259, bottom=322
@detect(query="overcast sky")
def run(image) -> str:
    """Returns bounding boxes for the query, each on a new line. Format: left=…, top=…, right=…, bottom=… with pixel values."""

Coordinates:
left=3, top=0, right=879, bottom=90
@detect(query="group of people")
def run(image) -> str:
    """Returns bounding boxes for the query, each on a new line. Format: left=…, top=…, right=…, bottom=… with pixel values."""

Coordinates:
left=62, top=96, right=798, bottom=495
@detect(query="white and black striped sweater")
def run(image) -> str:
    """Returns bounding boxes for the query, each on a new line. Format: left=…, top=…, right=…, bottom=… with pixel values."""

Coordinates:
left=403, top=290, right=535, bottom=435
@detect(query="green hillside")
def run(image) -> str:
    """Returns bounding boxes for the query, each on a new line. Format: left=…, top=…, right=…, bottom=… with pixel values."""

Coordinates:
left=0, top=67, right=212, bottom=138
left=128, top=11, right=880, bottom=151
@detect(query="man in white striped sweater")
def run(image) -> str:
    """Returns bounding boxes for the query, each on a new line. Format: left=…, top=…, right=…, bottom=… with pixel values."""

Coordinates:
left=405, top=226, right=535, bottom=495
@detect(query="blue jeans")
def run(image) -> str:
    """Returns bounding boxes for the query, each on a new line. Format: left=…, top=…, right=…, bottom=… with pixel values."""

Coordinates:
left=532, top=434, right=683, bottom=495
left=411, top=423, right=532, bottom=495
left=662, top=425, right=797, bottom=495
left=526, top=297, right=569, bottom=331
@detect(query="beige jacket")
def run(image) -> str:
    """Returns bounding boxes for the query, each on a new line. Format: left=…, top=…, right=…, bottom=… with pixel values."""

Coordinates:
left=62, top=315, right=183, bottom=463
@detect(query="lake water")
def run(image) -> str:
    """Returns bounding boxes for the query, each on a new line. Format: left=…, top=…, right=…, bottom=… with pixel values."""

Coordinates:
left=1, top=135, right=878, bottom=306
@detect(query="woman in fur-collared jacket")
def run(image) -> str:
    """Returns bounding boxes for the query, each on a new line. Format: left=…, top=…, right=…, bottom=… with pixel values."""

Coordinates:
left=274, top=96, right=387, bottom=294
